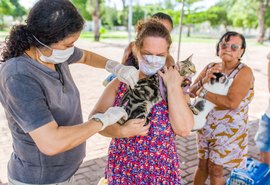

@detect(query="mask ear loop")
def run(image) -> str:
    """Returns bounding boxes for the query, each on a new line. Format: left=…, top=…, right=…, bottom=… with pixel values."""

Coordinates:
left=32, top=35, right=52, bottom=50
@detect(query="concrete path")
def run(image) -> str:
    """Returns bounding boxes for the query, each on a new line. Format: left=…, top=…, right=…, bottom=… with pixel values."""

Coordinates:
left=0, top=38, right=269, bottom=184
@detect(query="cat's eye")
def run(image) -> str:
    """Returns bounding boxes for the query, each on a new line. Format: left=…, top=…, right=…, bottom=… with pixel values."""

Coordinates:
left=220, top=42, right=241, bottom=52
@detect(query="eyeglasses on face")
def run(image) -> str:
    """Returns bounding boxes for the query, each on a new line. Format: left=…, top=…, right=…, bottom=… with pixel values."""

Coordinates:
left=219, top=42, right=241, bottom=52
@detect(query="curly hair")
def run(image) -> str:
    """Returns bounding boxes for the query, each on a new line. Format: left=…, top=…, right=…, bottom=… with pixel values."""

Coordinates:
left=135, top=19, right=172, bottom=52
left=1, top=0, right=84, bottom=62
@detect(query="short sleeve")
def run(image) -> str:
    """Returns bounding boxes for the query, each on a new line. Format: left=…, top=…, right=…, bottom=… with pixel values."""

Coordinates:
left=67, top=47, right=83, bottom=64
left=5, top=74, right=54, bottom=133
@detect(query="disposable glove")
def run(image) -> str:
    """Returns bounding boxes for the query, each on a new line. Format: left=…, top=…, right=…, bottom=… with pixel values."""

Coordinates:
left=105, top=60, right=139, bottom=89
left=90, top=106, right=128, bottom=130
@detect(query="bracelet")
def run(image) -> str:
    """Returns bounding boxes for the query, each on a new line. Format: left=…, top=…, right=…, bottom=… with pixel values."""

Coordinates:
left=199, top=88, right=208, bottom=99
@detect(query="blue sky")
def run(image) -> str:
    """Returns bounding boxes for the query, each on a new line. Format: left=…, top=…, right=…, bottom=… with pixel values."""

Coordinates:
left=20, top=0, right=218, bottom=10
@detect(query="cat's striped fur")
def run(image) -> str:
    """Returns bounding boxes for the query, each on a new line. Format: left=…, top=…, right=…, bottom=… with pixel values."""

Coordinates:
left=117, top=55, right=196, bottom=125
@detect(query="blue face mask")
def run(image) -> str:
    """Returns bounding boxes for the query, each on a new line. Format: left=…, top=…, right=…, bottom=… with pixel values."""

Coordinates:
left=33, top=35, right=74, bottom=64
left=139, top=55, right=166, bottom=76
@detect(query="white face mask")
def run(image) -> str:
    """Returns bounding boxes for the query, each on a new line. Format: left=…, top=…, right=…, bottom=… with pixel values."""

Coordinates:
left=139, top=55, right=166, bottom=76
left=33, top=35, right=74, bottom=64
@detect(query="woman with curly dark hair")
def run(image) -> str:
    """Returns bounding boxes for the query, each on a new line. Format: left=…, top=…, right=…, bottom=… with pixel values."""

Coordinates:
left=0, top=0, right=141, bottom=184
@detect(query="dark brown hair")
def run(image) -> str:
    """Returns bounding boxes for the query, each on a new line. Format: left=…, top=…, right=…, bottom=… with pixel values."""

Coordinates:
left=216, top=31, right=246, bottom=59
left=1, top=0, right=84, bottom=62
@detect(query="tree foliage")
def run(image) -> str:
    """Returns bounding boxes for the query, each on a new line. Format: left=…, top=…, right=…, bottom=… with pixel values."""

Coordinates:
left=0, top=0, right=15, bottom=16
left=10, top=0, right=26, bottom=18
left=71, top=0, right=92, bottom=20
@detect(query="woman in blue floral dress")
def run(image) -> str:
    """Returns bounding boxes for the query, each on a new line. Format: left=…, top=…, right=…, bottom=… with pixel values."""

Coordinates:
left=90, top=18, right=194, bottom=184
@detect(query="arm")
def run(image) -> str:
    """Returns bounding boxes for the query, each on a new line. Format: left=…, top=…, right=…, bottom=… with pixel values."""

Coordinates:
left=77, top=50, right=108, bottom=68
left=76, top=49, right=139, bottom=88
left=29, top=119, right=103, bottom=156
left=158, top=66, right=194, bottom=137
left=89, top=79, right=149, bottom=138
left=201, top=66, right=254, bottom=109
left=30, top=80, right=130, bottom=156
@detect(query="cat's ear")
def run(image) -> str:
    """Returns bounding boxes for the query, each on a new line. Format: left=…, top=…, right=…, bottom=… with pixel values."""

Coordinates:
left=187, top=54, right=193, bottom=61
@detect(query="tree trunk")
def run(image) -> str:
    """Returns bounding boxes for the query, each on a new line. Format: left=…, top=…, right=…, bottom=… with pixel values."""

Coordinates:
left=121, top=0, right=128, bottom=29
left=187, top=25, right=191, bottom=37
left=257, top=0, right=269, bottom=43
left=92, top=0, right=100, bottom=41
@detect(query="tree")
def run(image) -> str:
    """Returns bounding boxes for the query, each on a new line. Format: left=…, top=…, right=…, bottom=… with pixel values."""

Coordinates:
left=257, top=0, right=270, bottom=43
left=89, top=0, right=101, bottom=41
left=0, top=0, right=15, bottom=29
left=121, top=0, right=128, bottom=27
left=228, top=0, right=257, bottom=29
left=71, top=0, right=91, bottom=20
left=132, top=5, right=144, bottom=25
left=206, top=5, right=231, bottom=31
left=101, top=6, right=119, bottom=28
left=178, top=0, right=202, bottom=37
left=10, top=0, right=26, bottom=20
left=265, top=6, right=270, bottom=40
left=72, top=0, right=104, bottom=41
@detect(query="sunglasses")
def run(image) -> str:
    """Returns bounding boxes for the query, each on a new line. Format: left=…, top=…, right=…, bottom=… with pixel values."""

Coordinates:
left=219, top=42, right=241, bottom=52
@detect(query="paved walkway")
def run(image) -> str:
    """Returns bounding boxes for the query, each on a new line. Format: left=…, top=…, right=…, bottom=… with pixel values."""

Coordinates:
left=0, top=39, right=269, bottom=185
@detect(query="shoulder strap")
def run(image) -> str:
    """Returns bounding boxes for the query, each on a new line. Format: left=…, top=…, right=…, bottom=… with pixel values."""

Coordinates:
left=228, top=62, right=245, bottom=79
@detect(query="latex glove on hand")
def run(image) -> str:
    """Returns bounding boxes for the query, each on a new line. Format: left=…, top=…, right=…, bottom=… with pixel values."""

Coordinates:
left=105, top=60, right=139, bottom=89
left=90, top=107, right=128, bottom=130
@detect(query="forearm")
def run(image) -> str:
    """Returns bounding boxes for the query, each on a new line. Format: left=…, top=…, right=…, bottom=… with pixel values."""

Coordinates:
left=167, top=85, right=194, bottom=137
left=31, top=120, right=103, bottom=156
left=82, top=50, right=108, bottom=68
left=190, top=78, right=203, bottom=96
left=204, top=92, right=239, bottom=110
left=99, top=124, right=123, bottom=138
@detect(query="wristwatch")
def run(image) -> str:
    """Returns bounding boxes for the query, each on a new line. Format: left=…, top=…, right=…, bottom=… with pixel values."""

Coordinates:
left=199, top=88, right=208, bottom=99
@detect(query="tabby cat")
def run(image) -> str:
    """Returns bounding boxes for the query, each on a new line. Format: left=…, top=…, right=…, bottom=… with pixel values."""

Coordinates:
left=117, top=55, right=196, bottom=125
left=191, top=72, right=233, bottom=131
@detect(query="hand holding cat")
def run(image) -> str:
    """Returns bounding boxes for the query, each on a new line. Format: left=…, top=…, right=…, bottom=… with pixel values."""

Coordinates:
left=201, top=65, right=222, bottom=84
left=158, top=66, right=183, bottom=88
left=120, top=118, right=150, bottom=138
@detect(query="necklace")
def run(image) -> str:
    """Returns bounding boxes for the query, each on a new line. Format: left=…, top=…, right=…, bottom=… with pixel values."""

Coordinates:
left=223, top=62, right=241, bottom=76
left=24, top=51, right=32, bottom=59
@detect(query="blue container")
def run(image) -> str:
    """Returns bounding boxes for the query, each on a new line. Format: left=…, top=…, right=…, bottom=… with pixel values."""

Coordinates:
left=227, top=158, right=270, bottom=185
left=102, top=74, right=116, bottom=86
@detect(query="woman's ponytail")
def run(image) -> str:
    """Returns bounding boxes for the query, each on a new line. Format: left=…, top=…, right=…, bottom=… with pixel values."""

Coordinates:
left=1, top=25, right=33, bottom=62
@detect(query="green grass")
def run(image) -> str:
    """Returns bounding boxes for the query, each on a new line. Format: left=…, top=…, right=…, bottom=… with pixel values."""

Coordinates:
left=0, top=30, right=262, bottom=46
left=80, top=31, right=130, bottom=39
left=80, top=31, right=220, bottom=43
